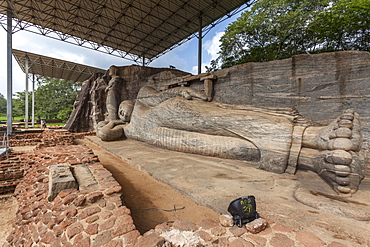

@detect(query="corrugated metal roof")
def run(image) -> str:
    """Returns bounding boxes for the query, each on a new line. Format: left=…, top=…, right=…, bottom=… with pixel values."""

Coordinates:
left=1, top=0, right=251, bottom=62
left=12, top=49, right=106, bottom=82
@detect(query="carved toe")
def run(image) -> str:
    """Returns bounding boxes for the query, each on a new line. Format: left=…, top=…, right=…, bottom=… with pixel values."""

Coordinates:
left=324, top=150, right=352, bottom=164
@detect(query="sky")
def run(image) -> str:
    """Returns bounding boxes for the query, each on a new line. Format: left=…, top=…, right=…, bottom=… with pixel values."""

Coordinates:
left=0, top=13, right=241, bottom=100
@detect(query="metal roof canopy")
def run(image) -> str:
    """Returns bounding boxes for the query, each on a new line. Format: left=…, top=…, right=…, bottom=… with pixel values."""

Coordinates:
left=0, top=0, right=251, bottom=64
left=12, top=49, right=106, bottom=129
left=12, top=48, right=106, bottom=82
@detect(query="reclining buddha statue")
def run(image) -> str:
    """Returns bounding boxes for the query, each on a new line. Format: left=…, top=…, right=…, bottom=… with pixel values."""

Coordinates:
left=97, top=85, right=365, bottom=195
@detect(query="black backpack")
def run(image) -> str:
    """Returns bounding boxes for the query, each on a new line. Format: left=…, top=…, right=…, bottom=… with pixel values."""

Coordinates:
left=227, top=195, right=259, bottom=227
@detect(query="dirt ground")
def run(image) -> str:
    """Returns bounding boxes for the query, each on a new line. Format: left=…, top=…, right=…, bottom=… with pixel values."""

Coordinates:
left=74, top=139, right=220, bottom=234
left=0, top=195, right=17, bottom=244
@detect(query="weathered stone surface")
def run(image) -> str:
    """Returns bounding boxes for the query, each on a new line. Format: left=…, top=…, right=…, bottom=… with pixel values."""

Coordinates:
left=270, top=233, right=295, bottom=247
left=212, top=237, right=229, bottom=246
left=85, top=215, right=100, bottom=224
left=296, top=231, right=326, bottom=247
left=112, top=223, right=136, bottom=237
left=247, top=234, right=267, bottom=246
left=40, top=231, right=55, bottom=244
left=106, top=239, right=123, bottom=247
left=219, top=213, right=234, bottom=227
left=327, top=241, right=348, bottom=247
left=78, top=206, right=101, bottom=220
left=72, top=164, right=98, bottom=190
left=160, top=229, right=202, bottom=247
left=230, top=238, right=254, bottom=247
left=245, top=218, right=268, bottom=234
left=137, top=232, right=165, bottom=247
left=271, top=223, right=294, bottom=233
left=92, top=229, right=113, bottom=247
left=113, top=205, right=131, bottom=216
left=98, top=82, right=366, bottom=194
left=195, top=230, right=213, bottom=242
left=211, top=225, right=227, bottom=236
left=172, top=220, right=198, bottom=232
left=86, top=191, right=103, bottom=203
left=122, top=230, right=141, bottom=245
left=116, top=214, right=134, bottom=225
left=65, top=66, right=190, bottom=133
left=66, top=222, right=84, bottom=239
left=219, top=214, right=234, bottom=227
left=230, top=226, right=247, bottom=237
left=62, top=194, right=77, bottom=205
left=48, top=164, right=78, bottom=201
left=154, top=223, right=170, bottom=233
left=197, top=218, right=219, bottom=230
left=325, top=150, right=352, bottom=165
left=100, top=216, right=116, bottom=231
left=73, top=195, right=86, bottom=206
left=84, top=223, right=98, bottom=235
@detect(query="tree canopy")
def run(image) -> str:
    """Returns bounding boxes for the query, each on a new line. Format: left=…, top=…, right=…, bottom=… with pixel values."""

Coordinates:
left=0, top=93, right=6, bottom=114
left=209, top=0, right=370, bottom=70
left=12, top=77, right=81, bottom=122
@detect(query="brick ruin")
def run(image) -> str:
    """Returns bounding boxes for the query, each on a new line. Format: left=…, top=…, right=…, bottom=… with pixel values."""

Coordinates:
left=0, top=131, right=94, bottom=195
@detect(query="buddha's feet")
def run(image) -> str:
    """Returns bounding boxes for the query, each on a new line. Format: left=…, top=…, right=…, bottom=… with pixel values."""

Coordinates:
left=310, top=150, right=365, bottom=194
left=299, top=109, right=365, bottom=194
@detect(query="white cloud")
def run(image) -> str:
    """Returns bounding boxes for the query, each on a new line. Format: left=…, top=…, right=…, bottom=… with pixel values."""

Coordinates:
left=204, top=31, right=224, bottom=61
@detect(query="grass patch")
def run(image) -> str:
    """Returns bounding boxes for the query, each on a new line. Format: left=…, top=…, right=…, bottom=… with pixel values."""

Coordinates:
left=0, top=114, right=25, bottom=122
left=0, top=114, right=65, bottom=127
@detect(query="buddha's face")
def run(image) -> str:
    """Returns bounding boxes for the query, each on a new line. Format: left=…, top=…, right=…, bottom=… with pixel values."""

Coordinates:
left=108, top=65, right=118, bottom=76
left=118, top=100, right=134, bottom=122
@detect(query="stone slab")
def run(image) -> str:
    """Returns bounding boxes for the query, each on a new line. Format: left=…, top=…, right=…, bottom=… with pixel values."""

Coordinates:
left=85, top=135, right=370, bottom=243
left=48, top=163, right=78, bottom=201
left=72, top=164, right=98, bottom=190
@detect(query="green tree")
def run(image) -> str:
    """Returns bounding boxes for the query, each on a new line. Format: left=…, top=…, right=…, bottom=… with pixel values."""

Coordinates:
left=309, top=0, right=370, bottom=52
left=35, top=77, right=80, bottom=121
left=215, top=0, right=370, bottom=69
left=0, top=93, right=6, bottom=114
left=12, top=91, right=31, bottom=118
left=11, top=77, right=80, bottom=122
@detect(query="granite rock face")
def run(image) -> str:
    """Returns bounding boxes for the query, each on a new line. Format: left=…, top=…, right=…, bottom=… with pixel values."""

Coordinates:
left=65, top=65, right=190, bottom=133
left=208, top=51, right=370, bottom=139
left=66, top=51, right=370, bottom=139
left=65, top=51, right=369, bottom=194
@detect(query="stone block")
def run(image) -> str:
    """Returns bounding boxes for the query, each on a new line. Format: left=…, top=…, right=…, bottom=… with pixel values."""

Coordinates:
left=219, top=213, right=234, bottom=227
left=48, top=164, right=78, bottom=201
left=71, top=164, right=98, bottom=190
left=245, top=218, right=268, bottom=234
left=172, top=220, right=198, bottom=232
left=137, top=232, right=165, bottom=247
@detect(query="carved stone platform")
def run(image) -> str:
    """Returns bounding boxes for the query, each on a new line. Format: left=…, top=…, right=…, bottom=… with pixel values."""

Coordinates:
left=85, top=136, right=370, bottom=242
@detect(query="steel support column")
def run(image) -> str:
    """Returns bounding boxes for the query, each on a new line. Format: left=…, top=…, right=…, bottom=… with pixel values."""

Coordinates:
left=25, top=55, right=29, bottom=129
left=198, top=14, right=202, bottom=75
left=6, top=8, right=12, bottom=135
left=32, top=74, right=35, bottom=127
